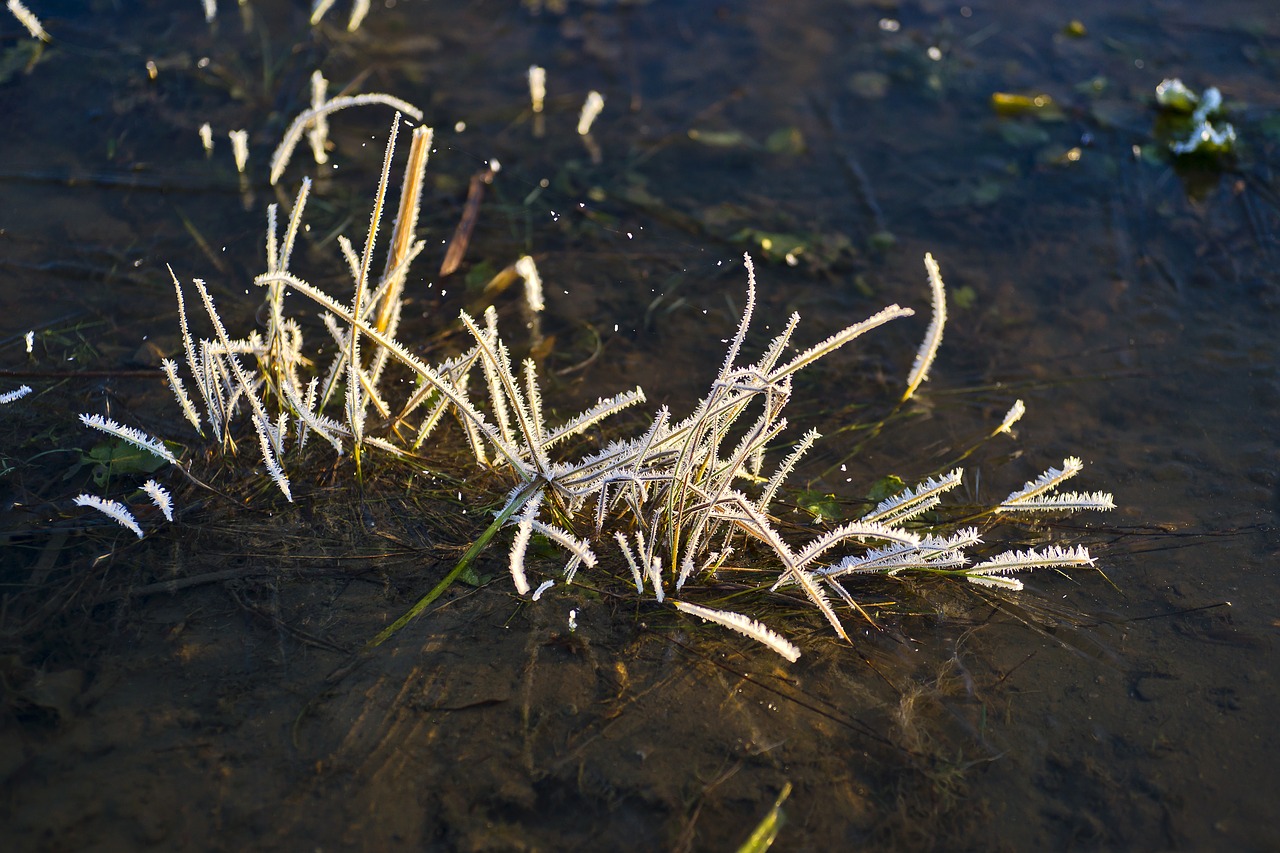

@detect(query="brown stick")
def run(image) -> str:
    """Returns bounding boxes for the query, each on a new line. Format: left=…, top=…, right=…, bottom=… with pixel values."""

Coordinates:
left=439, top=163, right=498, bottom=277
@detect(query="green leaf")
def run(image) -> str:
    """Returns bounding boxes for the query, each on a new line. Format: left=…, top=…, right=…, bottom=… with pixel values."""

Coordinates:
left=465, top=259, right=498, bottom=292
left=865, top=475, right=906, bottom=505
left=969, top=178, right=1005, bottom=207
left=1073, top=75, right=1108, bottom=97
left=0, top=41, right=42, bottom=86
left=990, top=92, right=1064, bottom=120
left=687, top=128, right=755, bottom=149
left=795, top=489, right=840, bottom=523
left=736, top=782, right=791, bottom=853
left=456, top=563, right=487, bottom=586
left=764, top=127, right=805, bottom=156
left=867, top=230, right=897, bottom=252
left=731, top=229, right=808, bottom=263
left=81, top=439, right=168, bottom=488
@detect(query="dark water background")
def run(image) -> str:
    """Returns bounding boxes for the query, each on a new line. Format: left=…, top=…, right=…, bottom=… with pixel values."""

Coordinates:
left=2, top=1, right=1278, bottom=850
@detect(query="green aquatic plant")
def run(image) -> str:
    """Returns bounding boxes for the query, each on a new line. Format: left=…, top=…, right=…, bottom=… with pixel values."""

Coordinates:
left=736, top=781, right=792, bottom=852
left=70, top=438, right=168, bottom=490
left=142, top=114, right=1114, bottom=661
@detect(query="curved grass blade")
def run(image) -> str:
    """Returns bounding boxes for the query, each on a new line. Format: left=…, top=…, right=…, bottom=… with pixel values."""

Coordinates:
left=365, top=479, right=542, bottom=648
left=736, top=781, right=792, bottom=853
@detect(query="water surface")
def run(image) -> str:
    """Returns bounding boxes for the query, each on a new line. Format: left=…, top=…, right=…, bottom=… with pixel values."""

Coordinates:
left=2, top=1, right=1278, bottom=849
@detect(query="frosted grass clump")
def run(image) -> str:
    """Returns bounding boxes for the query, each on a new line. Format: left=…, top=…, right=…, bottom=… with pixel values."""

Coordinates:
left=146, top=119, right=1112, bottom=662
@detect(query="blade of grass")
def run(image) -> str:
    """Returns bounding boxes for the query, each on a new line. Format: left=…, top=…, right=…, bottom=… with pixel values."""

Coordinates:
left=736, top=782, right=791, bottom=853
left=365, top=478, right=541, bottom=648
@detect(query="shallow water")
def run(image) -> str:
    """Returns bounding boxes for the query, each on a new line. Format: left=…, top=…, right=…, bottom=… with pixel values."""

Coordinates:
left=2, top=1, right=1278, bottom=850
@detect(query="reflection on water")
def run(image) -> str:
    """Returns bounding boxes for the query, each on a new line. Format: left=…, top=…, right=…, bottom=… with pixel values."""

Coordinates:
left=2, top=0, right=1278, bottom=849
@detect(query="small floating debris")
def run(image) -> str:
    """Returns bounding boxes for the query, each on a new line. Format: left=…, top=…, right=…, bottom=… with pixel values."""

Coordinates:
left=1155, top=78, right=1237, bottom=157
left=577, top=90, right=604, bottom=136
left=528, top=65, right=546, bottom=114
left=1155, top=78, right=1198, bottom=113
left=229, top=129, right=249, bottom=174
left=990, top=92, right=1063, bottom=120
left=1170, top=122, right=1236, bottom=157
